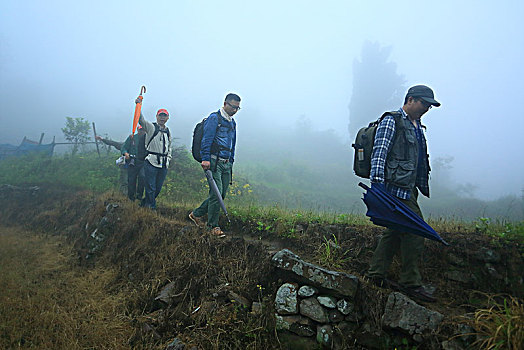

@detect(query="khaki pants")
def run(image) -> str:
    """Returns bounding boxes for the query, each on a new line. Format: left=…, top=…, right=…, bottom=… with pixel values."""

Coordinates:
left=367, top=188, right=425, bottom=287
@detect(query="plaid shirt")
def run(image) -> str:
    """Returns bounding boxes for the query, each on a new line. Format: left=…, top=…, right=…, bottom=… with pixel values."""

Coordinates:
left=370, top=108, right=429, bottom=199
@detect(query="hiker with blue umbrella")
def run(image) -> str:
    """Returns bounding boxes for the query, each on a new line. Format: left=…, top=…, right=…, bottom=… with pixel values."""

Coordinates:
left=364, top=85, right=442, bottom=303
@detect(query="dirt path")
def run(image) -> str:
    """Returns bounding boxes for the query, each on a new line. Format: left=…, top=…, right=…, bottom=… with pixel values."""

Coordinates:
left=0, top=225, right=134, bottom=349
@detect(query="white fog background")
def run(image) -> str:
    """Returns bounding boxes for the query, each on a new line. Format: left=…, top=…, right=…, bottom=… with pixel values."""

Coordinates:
left=1, top=0, right=523, bottom=201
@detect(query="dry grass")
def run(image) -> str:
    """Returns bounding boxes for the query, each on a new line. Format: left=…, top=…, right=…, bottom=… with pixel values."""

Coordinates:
left=1, top=190, right=280, bottom=349
left=70, top=193, right=280, bottom=348
left=0, top=226, right=134, bottom=349
left=458, top=293, right=524, bottom=350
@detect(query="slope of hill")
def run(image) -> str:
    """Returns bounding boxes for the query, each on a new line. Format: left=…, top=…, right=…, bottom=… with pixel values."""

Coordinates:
left=0, top=183, right=522, bottom=349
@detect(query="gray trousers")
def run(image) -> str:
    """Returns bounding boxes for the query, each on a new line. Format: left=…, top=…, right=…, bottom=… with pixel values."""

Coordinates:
left=118, top=166, right=128, bottom=195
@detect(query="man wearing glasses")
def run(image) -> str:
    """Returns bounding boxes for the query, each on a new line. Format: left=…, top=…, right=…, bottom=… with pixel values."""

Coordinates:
left=189, top=93, right=241, bottom=237
left=138, top=105, right=172, bottom=209
left=367, top=85, right=440, bottom=302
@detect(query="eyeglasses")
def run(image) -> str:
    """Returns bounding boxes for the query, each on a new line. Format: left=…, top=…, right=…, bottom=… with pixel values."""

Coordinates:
left=226, top=102, right=241, bottom=110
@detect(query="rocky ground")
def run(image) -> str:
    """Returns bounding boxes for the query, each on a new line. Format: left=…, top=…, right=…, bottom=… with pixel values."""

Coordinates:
left=0, top=184, right=522, bottom=349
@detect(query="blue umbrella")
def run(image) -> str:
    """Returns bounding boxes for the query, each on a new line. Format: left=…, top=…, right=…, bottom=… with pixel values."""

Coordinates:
left=359, top=182, right=449, bottom=246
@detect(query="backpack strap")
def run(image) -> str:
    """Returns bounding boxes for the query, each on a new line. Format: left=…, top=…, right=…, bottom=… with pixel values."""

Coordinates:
left=385, top=111, right=410, bottom=159
left=146, top=122, right=171, bottom=166
left=209, top=110, right=236, bottom=171
left=146, top=123, right=159, bottom=149
left=378, top=111, right=402, bottom=124
left=210, top=111, right=223, bottom=172
left=210, top=111, right=227, bottom=154
left=146, top=123, right=170, bottom=149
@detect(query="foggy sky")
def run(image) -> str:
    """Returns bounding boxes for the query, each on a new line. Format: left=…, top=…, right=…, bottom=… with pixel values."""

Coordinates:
left=1, top=0, right=523, bottom=200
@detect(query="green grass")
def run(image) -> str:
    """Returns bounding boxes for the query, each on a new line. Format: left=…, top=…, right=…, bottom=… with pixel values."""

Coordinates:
left=0, top=149, right=371, bottom=240
left=0, top=152, right=117, bottom=192
left=226, top=203, right=371, bottom=240
left=1, top=148, right=523, bottom=244
left=316, top=233, right=350, bottom=269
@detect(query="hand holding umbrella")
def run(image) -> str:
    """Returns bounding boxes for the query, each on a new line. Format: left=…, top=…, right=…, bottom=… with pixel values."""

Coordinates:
left=132, top=86, right=146, bottom=134
left=359, top=182, right=449, bottom=245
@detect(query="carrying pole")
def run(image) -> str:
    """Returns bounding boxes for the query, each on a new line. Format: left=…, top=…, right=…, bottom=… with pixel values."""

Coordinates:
left=92, top=122, right=100, bottom=158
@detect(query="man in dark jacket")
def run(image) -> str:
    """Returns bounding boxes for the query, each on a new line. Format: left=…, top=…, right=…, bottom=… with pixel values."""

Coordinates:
left=367, top=85, right=440, bottom=302
left=95, top=135, right=127, bottom=195
left=189, top=93, right=240, bottom=236
left=121, top=125, right=146, bottom=202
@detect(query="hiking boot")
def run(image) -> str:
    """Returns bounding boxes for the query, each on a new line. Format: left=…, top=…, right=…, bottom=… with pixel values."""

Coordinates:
left=189, top=212, right=205, bottom=228
left=368, top=276, right=400, bottom=290
left=210, top=227, right=226, bottom=238
left=402, top=285, right=437, bottom=303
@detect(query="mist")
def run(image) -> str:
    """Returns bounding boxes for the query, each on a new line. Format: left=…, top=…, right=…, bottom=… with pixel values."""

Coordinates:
left=1, top=0, right=523, bottom=202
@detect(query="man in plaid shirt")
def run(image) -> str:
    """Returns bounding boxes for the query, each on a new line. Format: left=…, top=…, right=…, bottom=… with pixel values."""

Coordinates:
left=367, top=85, right=440, bottom=302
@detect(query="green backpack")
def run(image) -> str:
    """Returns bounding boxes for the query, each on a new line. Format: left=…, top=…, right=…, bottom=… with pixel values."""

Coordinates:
left=351, top=111, right=402, bottom=178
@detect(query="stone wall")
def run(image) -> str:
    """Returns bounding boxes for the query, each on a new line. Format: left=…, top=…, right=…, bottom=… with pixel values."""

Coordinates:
left=271, top=249, right=444, bottom=349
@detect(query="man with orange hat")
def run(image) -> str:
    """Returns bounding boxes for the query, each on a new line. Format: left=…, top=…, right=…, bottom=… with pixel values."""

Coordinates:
left=137, top=103, right=172, bottom=209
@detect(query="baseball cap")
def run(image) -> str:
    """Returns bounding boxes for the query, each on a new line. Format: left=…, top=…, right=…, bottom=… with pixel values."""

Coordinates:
left=156, top=109, right=169, bottom=116
left=406, top=85, right=441, bottom=107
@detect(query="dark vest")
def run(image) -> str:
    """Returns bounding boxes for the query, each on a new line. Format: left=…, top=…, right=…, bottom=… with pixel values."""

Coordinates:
left=136, top=134, right=146, bottom=162
left=385, top=115, right=430, bottom=195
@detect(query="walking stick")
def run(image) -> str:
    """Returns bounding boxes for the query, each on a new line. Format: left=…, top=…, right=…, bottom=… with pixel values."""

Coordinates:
left=92, top=122, right=100, bottom=158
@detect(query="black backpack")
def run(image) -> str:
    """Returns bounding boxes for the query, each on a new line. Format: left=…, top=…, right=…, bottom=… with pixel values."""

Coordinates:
left=351, top=111, right=402, bottom=178
left=129, top=133, right=147, bottom=161
left=191, top=111, right=228, bottom=162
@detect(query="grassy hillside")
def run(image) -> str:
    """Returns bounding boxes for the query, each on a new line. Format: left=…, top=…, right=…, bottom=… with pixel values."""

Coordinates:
left=0, top=181, right=522, bottom=349
left=0, top=146, right=522, bottom=348
left=1, top=146, right=523, bottom=226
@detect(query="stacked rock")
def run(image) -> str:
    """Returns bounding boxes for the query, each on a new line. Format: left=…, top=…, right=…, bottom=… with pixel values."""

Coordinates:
left=271, top=249, right=445, bottom=348
left=271, top=249, right=360, bottom=348
left=275, top=282, right=358, bottom=347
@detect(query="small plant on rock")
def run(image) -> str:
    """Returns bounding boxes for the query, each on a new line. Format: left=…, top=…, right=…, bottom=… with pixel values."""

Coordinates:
left=317, top=234, right=349, bottom=270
